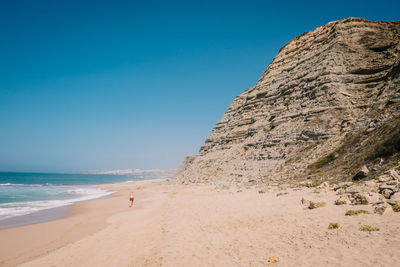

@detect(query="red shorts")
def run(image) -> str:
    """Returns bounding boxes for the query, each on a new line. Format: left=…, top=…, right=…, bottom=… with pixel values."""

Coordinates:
left=130, top=198, right=134, bottom=201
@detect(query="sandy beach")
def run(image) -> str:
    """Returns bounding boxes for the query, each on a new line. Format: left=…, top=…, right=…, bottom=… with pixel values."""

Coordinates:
left=0, top=179, right=399, bottom=266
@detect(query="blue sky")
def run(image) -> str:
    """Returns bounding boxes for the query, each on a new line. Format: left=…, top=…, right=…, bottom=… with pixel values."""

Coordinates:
left=0, top=0, right=399, bottom=172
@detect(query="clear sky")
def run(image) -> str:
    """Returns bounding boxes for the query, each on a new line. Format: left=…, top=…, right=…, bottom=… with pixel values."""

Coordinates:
left=0, top=0, right=399, bottom=172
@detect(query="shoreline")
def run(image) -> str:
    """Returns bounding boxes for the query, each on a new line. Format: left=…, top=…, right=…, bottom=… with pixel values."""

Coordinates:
left=0, top=193, right=114, bottom=230
left=0, top=205, right=71, bottom=230
left=0, top=178, right=164, bottom=230
left=0, top=179, right=160, bottom=267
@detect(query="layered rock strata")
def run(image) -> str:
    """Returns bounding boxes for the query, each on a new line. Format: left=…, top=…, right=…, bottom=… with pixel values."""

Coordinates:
left=176, top=18, right=400, bottom=185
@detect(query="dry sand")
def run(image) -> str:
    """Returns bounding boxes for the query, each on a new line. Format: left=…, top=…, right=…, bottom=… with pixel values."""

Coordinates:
left=0, top=179, right=399, bottom=266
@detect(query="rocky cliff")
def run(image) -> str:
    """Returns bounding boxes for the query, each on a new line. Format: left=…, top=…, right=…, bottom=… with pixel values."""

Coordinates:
left=176, top=18, right=400, bottom=186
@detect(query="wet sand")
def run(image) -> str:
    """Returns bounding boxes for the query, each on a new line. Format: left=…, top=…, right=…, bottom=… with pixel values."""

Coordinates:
left=0, top=205, right=71, bottom=230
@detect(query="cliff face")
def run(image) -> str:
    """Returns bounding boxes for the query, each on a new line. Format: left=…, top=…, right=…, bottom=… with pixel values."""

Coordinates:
left=176, top=18, right=400, bottom=185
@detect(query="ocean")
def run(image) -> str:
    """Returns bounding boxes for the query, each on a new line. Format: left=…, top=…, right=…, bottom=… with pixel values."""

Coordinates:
left=0, top=172, right=165, bottom=223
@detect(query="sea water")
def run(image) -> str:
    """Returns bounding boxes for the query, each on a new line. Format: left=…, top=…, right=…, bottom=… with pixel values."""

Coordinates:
left=0, top=172, right=163, bottom=222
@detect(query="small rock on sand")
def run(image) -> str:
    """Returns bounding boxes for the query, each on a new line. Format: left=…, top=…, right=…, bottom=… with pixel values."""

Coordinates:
left=353, top=192, right=381, bottom=205
left=335, top=195, right=350, bottom=205
left=302, top=197, right=326, bottom=209
left=309, top=201, right=326, bottom=209
left=374, top=202, right=393, bottom=215
left=387, top=192, right=400, bottom=205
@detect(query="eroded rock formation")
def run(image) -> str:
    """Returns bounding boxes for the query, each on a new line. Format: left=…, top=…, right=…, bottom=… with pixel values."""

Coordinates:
left=176, top=18, right=400, bottom=185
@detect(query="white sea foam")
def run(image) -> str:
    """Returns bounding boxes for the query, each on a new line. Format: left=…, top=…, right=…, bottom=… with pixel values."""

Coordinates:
left=0, top=187, right=112, bottom=221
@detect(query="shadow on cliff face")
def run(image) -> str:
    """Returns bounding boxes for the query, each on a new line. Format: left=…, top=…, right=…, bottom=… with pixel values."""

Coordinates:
left=368, top=126, right=400, bottom=159
left=307, top=113, right=400, bottom=184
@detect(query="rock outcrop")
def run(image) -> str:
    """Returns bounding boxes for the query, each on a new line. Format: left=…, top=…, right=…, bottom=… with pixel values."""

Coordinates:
left=330, top=164, right=400, bottom=211
left=176, top=18, right=400, bottom=185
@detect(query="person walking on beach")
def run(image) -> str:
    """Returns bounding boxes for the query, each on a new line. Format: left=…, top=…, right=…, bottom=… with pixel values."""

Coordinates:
left=129, top=192, right=134, bottom=207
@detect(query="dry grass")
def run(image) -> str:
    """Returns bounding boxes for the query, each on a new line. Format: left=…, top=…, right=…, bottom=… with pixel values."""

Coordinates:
left=328, top=222, right=339, bottom=229
left=360, top=225, right=380, bottom=232
left=345, top=210, right=369, bottom=216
